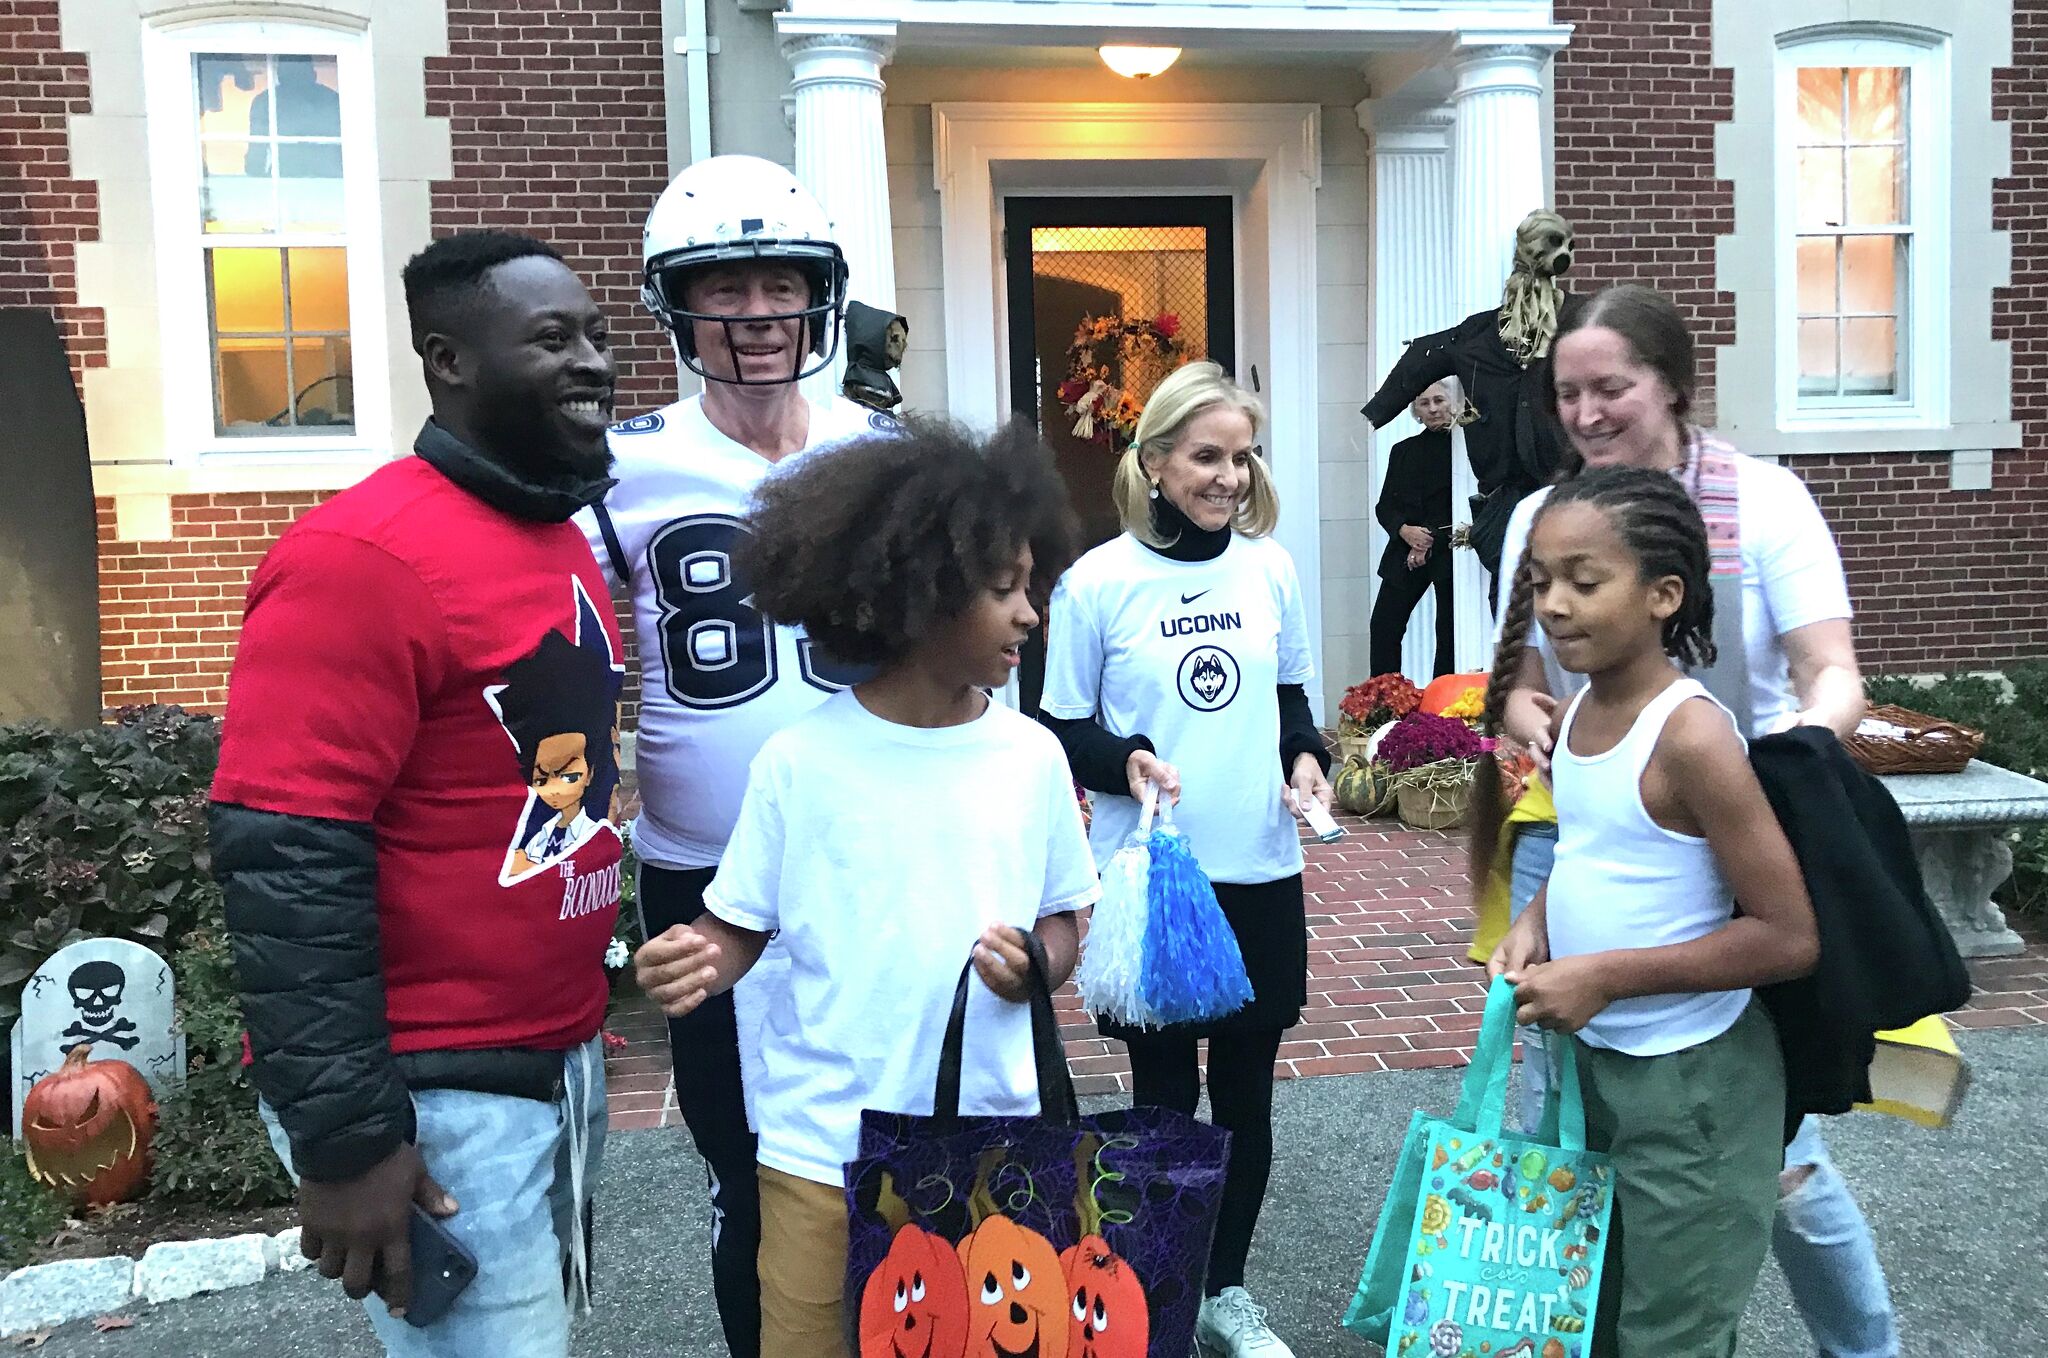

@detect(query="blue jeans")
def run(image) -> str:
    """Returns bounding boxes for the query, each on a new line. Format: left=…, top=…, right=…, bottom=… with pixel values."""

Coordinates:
left=1510, top=827, right=1897, bottom=1356
left=1777, top=1117, right=1899, bottom=1357
left=1506, top=823, right=1558, bottom=1133
left=260, top=1037, right=608, bottom=1357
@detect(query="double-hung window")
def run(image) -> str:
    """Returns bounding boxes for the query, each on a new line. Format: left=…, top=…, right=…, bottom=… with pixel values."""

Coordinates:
left=1776, top=31, right=1948, bottom=427
left=144, top=21, right=387, bottom=456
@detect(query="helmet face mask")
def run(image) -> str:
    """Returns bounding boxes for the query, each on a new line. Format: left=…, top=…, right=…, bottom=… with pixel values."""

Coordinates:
left=639, top=156, right=850, bottom=387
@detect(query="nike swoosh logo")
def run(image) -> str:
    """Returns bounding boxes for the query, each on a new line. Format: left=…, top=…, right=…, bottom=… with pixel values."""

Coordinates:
left=1180, top=590, right=1210, bottom=605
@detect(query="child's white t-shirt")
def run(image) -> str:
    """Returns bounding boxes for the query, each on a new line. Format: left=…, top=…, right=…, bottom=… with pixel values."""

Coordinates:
left=1494, top=454, right=1853, bottom=737
left=702, top=689, right=1102, bottom=1186
left=1040, top=532, right=1315, bottom=885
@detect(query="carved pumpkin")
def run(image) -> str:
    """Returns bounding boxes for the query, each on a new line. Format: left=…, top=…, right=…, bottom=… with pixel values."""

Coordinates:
left=861, top=1223, right=970, bottom=1358
left=22, top=1044, right=156, bottom=1206
left=958, top=1215, right=1069, bottom=1358
left=1058, top=1235, right=1148, bottom=1358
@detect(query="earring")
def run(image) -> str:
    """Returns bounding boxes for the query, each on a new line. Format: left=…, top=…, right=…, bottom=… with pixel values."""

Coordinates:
left=1148, top=483, right=1160, bottom=500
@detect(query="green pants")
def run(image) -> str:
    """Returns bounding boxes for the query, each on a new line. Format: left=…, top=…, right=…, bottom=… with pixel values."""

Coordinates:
left=1572, top=1001, right=1784, bottom=1358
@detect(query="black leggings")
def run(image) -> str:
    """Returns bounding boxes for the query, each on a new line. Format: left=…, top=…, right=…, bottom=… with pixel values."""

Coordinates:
left=1121, top=1026, right=1286, bottom=1295
left=638, top=863, right=760, bottom=1358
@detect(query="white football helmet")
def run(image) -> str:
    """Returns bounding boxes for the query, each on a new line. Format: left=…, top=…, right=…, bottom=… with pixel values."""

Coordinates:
left=640, top=156, right=849, bottom=385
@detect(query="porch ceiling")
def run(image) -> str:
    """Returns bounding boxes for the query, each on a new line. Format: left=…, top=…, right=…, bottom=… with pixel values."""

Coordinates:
left=779, top=0, right=1565, bottom=59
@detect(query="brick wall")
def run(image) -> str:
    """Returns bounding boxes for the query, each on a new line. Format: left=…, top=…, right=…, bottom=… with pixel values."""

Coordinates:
left=0, top=0, right=103, bottom=389
left=1553, top=3, right=2048, bottom=671
left=426, top=0, right=673, bottom=416
left=95, top=494, right=331, bottom=712
left=1551, top=2, right=1733, bottom=426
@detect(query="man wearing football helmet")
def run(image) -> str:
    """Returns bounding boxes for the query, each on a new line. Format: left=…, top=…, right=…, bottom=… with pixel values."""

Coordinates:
left=583, top=155, right=891, bottom=1358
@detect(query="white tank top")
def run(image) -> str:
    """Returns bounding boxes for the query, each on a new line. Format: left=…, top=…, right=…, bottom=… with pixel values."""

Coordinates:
left=1545, top=676, right=1750, bottom=1056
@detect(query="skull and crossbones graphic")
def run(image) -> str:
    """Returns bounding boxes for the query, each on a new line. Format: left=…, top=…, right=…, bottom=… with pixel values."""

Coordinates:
left=59, top=960, right=139, bottom=1053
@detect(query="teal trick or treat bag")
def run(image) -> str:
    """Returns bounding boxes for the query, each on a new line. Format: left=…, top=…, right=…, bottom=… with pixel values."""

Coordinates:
left=1345, top=978, right=1613, bottom=1358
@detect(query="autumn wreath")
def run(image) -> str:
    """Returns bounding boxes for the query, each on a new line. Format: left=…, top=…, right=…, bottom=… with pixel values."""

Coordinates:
left=1054, top=313, right=1186, bottom=450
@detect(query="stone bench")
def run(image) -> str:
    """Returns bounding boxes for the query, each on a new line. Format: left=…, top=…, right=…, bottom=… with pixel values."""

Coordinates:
left=1877, top=760, right=2048, bottom=958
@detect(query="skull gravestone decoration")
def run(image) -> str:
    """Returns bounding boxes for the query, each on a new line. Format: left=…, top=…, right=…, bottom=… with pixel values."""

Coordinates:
left=11, top=938, right=182, bottom=1139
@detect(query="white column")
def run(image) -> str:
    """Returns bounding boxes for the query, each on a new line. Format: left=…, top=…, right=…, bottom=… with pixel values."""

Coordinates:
left=1447, top=37, right=1560, bottom=670
left=1361, top=100, right=1454, bottom=685
left=777, top=20, right=896, bottom=403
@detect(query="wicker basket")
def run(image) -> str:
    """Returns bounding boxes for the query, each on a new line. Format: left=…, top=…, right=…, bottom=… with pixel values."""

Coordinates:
left=1841, top=704, right=1984, bottom=776
left=1397, top=779, right=1473, bottom=831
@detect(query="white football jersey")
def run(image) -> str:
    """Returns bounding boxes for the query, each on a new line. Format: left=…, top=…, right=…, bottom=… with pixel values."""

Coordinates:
left=1040, top=532, right=1315, bottom=885
left=582, top=393, right=896, bottom=870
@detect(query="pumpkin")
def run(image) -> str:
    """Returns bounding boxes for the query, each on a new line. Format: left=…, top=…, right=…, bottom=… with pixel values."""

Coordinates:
left=1333, top=757, right=1396, bottom=817
left=1058, top=1235, right=1148, bottom=1358
left=22, top=1044, right=156, bottom=1206
left=1418, top=671, right=1489, bottom=716
left=861, top=1222, right=970, bottom=1358
left=958, top=1215, right=1069, bottom=1358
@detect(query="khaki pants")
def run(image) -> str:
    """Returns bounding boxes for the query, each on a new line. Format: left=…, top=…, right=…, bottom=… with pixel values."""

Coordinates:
left=1573, top=1001, right=1785, bottom=1358
left=758, top=1164, right=851, bottom=1358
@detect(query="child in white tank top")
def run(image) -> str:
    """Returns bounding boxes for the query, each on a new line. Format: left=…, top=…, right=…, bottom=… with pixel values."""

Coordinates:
left=1486, top=468, right=1819, bottom=1357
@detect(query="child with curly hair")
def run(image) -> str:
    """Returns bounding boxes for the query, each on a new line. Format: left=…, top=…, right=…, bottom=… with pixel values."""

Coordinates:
left=632, top=416, right=1101, bottom=1357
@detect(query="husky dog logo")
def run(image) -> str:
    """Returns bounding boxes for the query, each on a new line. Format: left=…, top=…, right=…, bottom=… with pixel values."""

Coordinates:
left=1176, top=644, right=1240, bottom=712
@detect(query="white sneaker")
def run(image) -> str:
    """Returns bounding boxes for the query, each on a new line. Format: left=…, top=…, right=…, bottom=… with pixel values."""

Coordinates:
left=1196, top=1286, right=1297, bottom=1357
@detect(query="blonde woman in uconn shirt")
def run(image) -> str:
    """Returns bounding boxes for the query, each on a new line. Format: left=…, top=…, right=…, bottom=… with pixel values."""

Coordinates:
left=1040, top=360, right=1332, bottom=1358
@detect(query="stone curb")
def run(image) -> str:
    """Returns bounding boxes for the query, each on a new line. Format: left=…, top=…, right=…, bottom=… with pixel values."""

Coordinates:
left=0, top=1225, right=303, bottom=1336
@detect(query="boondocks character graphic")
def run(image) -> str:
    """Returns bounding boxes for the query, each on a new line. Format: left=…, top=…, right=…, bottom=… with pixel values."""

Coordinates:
left=485, top=577, right=625, bottom=885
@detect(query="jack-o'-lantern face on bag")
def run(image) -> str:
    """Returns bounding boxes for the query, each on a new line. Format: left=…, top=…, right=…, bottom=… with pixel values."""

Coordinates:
left=860, top=1224, right=970, bottom=1358
left=958, top=1215, right=1069, bottom=1358
left=1058, top=1236, right=1148, bottom=1358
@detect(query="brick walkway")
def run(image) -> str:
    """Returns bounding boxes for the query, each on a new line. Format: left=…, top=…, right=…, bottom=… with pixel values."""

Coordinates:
left=602, top=810, right=2048, bottom=1130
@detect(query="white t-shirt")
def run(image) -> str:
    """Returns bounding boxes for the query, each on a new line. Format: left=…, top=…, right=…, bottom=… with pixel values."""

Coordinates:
left=703, top=690, right=1101, bottom=1186
left=1494, top=454, right=1853, bottom=738
left=1040, top=532, right=1314, bottom=885
left=579, top=393, right=893, bottom=869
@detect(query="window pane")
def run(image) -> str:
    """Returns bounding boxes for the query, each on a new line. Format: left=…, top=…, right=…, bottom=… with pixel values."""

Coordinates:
left=278, top=170, right=347, bottom=233
left=1797, top=318, right=1838, bottom=398
left=1842, top=316, right=1898, bottom=395
left=1846, top=67, right=1906, bottom=143
left=286, top=248, right=350, bottom=331
left=209, top=248, right=285, bottom=332
left=1841, top=235, right=1904, bottom=316
left=269, top=56, right=342, bottom=139
left=1795, top=238, right=1837, bottom=314
left=290, top=339, right=354, bottom=428
left=217, top=337, right=291, bottom=431
left=1797, top=148, right=1844, bottom=228
left=196, top=55, right=275, bottom=233
left=1797, top=67, right=1844, bottom=143
left=1846, top=146, right=1904, bottom=226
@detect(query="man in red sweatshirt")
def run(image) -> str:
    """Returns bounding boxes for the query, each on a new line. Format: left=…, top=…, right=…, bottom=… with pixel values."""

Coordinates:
left=210, top=230, right=625, bottom=1357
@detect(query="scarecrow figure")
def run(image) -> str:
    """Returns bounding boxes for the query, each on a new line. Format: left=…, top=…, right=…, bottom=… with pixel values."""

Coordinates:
left=841, top=300, right=909, bottom=412
left=1361, top=210, right=1580, bottom=587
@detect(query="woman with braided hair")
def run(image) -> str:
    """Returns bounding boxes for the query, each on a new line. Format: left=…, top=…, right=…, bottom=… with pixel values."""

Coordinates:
left=1472, top=283, right=1899, bottom=1358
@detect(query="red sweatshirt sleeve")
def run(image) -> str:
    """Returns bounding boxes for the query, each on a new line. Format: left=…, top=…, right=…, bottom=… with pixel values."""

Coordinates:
left=212, top=529, right=450, bottom=821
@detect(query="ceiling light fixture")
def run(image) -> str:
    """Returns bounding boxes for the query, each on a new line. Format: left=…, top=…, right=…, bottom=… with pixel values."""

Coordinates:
left=1098, top=45, right=1181, bottom=79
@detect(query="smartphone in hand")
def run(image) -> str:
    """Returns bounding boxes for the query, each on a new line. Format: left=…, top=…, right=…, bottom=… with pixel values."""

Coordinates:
left=401, top=1203, right=477, bottom=1329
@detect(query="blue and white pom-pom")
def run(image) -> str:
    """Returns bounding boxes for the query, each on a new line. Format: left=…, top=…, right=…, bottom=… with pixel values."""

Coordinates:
left=1074, top=783, right=1157, bottom=1026
left=1139, top=798, right=1254, bottom=1024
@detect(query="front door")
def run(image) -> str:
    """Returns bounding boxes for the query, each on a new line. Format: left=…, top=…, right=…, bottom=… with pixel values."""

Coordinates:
left=1002, top=195, right=1237, bottom=712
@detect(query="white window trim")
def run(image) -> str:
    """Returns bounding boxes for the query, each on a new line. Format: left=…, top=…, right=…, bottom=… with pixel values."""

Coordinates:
left=1773, top=27, right=1950, bottom=435
left=141, top=17, right=391, bottom=465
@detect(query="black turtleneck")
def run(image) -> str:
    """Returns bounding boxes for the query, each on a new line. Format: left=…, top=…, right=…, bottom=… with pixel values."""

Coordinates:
left=1039, top=496, right=1331, bottom=797
left=413, top=419, right=615, bottom=524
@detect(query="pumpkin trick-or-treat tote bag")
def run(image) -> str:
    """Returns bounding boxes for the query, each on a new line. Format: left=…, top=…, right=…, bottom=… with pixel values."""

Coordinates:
left=1344, top=977, right=1614, bottom=1358
left=844, top=933, right=1234, bottom=1358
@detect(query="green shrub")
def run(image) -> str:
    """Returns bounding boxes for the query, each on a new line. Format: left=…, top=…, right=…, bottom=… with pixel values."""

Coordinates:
left=0, top=1144, right=68, bottom=1270
left=1869, top=662, right=2048, bottom=913
left=0, top=706, right=223, bottom=1024
left=148, top=1062, right=293, bottom=1208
